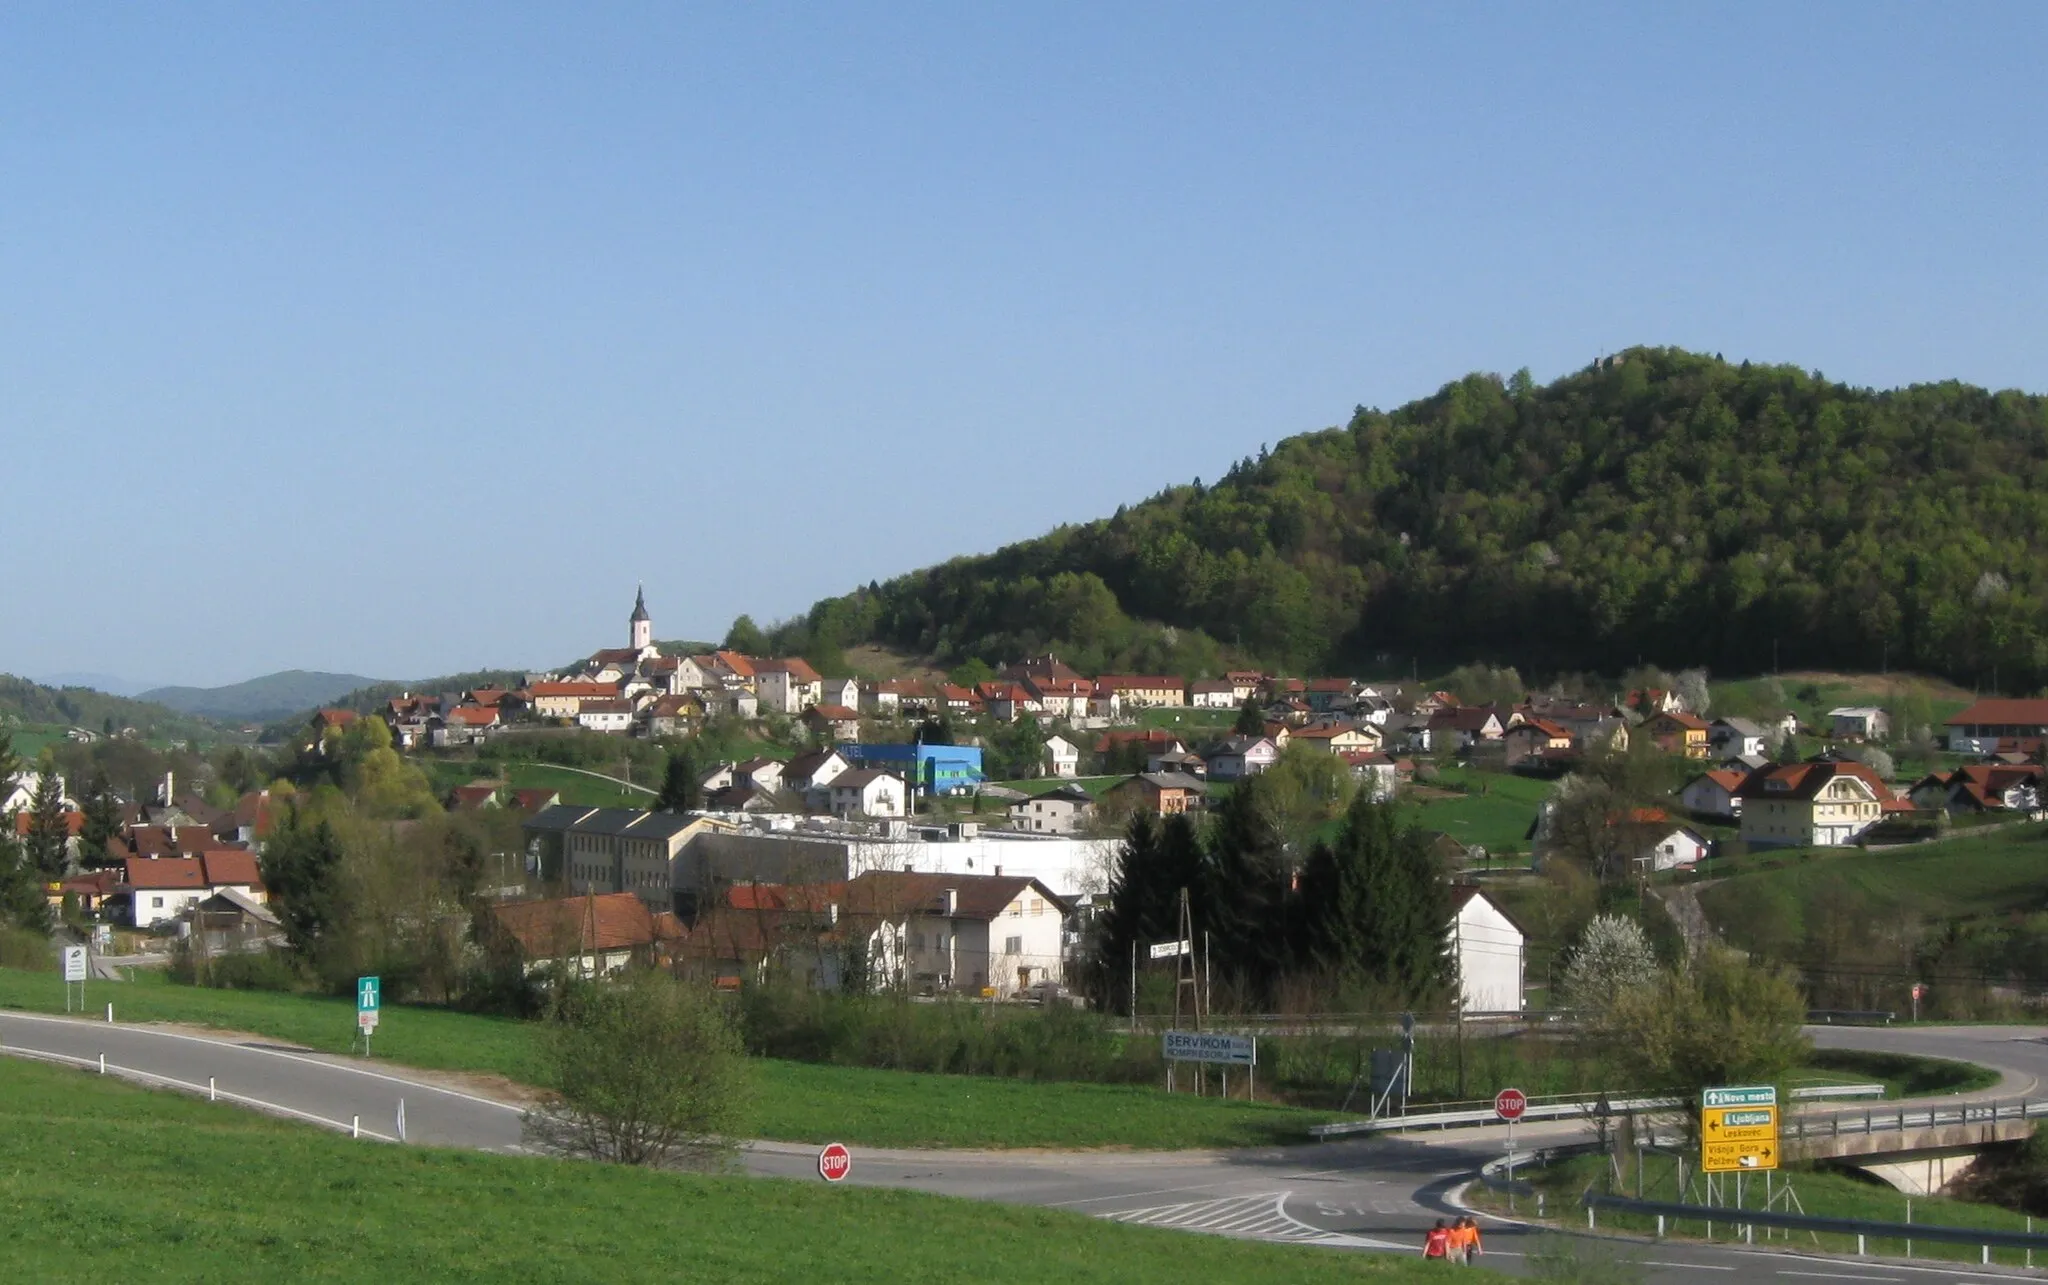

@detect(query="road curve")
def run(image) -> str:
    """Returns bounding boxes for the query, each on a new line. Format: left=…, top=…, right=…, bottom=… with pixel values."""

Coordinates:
left=4, top=1011, right=2044, bottom=1281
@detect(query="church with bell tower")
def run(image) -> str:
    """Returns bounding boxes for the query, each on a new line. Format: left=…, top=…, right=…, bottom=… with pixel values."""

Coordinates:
left=630, top=584, right=653, bottom=653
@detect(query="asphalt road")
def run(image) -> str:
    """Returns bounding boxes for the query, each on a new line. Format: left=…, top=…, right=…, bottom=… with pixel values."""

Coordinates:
left=5, top=1010, right=2045, bottom=1282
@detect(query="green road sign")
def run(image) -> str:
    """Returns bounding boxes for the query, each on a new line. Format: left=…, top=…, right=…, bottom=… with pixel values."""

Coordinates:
left=357, top=976, right=381, bottom=1014
left=1701, top=1084, right=1776, bottom=1109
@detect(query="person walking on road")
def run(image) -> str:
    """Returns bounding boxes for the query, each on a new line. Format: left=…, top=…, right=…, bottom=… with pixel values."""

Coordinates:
left=1453, top=1216, right=1483, bottom=1265
left=1422, top=1219, right=1452, bottom=1261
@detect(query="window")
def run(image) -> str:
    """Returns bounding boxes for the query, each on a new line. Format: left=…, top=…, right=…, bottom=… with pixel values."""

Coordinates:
left=151, top=896, right=164, bottom=909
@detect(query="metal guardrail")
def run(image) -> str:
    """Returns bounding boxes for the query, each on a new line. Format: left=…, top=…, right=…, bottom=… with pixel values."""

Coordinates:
left=1310, top=1084, right=1897, bottom=1139
left=1585, top=1191, right=2048, bottom=1254
left=1789, top=1097, right=2048, bottom=1141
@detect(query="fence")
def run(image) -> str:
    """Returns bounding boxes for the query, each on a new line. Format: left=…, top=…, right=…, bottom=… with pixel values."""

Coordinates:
left=1585, top=1192, right=2048, bottom=1263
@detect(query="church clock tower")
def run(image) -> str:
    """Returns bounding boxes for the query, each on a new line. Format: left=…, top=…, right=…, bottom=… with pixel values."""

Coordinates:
left=630, top=585, right=652, bottom=652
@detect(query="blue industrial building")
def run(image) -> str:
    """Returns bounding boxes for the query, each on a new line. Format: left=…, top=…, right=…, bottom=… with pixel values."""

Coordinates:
left=843, top=743, right=986, bottom=795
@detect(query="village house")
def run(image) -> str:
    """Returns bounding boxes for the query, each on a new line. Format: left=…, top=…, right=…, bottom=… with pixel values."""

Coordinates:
left=819, top=675, right=860, bottom=710
left=783, top=748, right=853, bottom=807
left=1093, top=675, right=1185, bottom=708
left=1290, top=722, right=1383, bottom=755
left=1105, top=771, right=1205, bottom=816
left=1679, top=768, right=1748, bottom=819
left=1024, top=676, right=1093, bottom=720
left=753, top=658, right=824, bottom=714
left=527, top=806, right=710, bottom=910
left=1828, top=706, right=1891, bottom=741
left=1188, top=679, right=1239, bottom=709
left=528, top=680, right=621, bottom=720
left=1709, top=717, right=1769, bottom=760
left=1339, top=750, right=1407, bottom=800
left=1041, top=734, right=1081, bottom=778
left=643, top=693, right=702, bottom=737
left=487, top=891, right=684, bottom=977
left=1735, top=761, right=1889, bottom=849
left=1008, top=783, right=1096, bottom=835
left=1910, top=763, right=2045, bottom=815
left=1426, top=706, right=1505, bottom=751
left=574, top=697, right=635, bottom=734
left=1448, top=886, right=1526, bottom=1013
left=1633, top=824, right=1711, bottom=872
left=1945, top=699, right=2048, bottom=755
left=1304, top=678, right=1357, bottom=713
left=1644, top=710, right=1711, bottom=759
left=804, top=704, right=863, bottom=741
left=1203, top=734, right=1278, bottom=781
left=1223, top=671, right=1264, bottom=703
left=829, top=769, right=906, bottom=819
left=1501, top=718, right=1573, bottom=768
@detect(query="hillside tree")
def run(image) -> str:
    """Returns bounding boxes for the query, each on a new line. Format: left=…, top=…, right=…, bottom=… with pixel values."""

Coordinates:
left=24, top=770, right=69, bottom=879
left=654, top=744, right=703, bottom=814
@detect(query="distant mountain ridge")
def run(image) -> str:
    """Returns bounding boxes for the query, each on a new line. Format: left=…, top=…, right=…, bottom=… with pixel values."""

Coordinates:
left=141, top=670, right=382, bottom=722
left=0, top=674, right=224, bottom=742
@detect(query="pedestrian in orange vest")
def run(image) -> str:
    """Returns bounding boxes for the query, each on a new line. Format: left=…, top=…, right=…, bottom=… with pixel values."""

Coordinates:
left=1453, top=1215, right=1483, bottom=1264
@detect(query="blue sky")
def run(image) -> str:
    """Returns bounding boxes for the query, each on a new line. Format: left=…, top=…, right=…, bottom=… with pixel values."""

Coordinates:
left=3, top=4, right=2044, bottom=688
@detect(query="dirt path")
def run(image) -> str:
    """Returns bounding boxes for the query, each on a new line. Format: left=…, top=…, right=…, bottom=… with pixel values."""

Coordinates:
left=1652, top=882, right=1713, bottom=956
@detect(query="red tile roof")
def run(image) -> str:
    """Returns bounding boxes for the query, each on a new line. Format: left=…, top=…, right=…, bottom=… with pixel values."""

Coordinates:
left=13, top=811, right=85, bottom=837
left=1947, top=699, right=2048, bottom=727
left=446, top=706, right=499, bottom=726
left=755, top=657, right=821, bottom=682
left=489, top=893, right=677, bottom=958
left=809, top=704, right=861, bottom=722
left=198, top=849, right=264, bottom=889
left=124, top=857, right=206, bottom=890
left=315, top=709, right=358, bottom=728
left=527, top=681, right=620, bottom=698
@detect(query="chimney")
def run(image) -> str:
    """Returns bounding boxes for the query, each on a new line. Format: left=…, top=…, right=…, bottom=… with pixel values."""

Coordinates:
left=161, top=771, right=174, bottom=805
left=942, top=887, right=958, bottom=916
left=828, top=903, right=839, bottom=926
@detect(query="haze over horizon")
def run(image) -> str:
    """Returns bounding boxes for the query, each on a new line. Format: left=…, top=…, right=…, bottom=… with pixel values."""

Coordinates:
left=5, top=4, right=2045, bottom=688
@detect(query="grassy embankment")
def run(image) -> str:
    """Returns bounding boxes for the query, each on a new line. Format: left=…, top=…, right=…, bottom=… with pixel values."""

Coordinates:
left=0, top=1056, right=1424, bottom=1285
left=0, top=968, right=1335, bottom=1150
left=1472, top=1147, right=2037, bottom=1269
left=1696, top=824, right=2048, bottom=943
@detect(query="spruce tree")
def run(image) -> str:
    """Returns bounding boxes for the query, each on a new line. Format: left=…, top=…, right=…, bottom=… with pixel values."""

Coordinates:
left=78, top=770, right=122, bottom=867
left=0, top=830, right=50, bottom=933
left=24, top=771, right=68, bottom=879
left=259, top=813, right=346, bottom=960
left=655, top=745, right=702, bottom=814
left=1233, top=697, right=1265, bottom=737
left=1299, top=793, right=1452, bottom=1001
left=1202, top=775, right=1293, bottom=996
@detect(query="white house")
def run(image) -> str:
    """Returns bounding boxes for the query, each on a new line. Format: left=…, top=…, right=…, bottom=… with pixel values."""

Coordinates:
left=574, top=698, right=635, bottom=733
left=784, top=748, right=852, bottom=802
left=0, top=771, right=68, bottom=816
left=1009, top=784, right=1095, bottom=835
left=849, top=871, right=1069, bottom=998
left=1708, top=718, right=1768, bottom=761
left=1679, top=768, right=1747, bottom=820
left=1635, top=825, right=1711, bottom=872
left=818, top=676, right=860, bottom=711
left=1448, top=887, right=1525, bottom=1013
left=1204, top=735, right=1278, bottom=781
left=755, top=659, right=824, bottom=714
left=1041, top=735, right=1081, bottom=779
left=1828, top=707, right=1890, bottom=741
left=830, top=769, right=906, bottom=818
left=123, top=858, right=210, bottom=929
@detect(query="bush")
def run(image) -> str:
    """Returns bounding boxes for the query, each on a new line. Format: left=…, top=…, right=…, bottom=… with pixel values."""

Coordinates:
left=738, top=982, right=1156, bottom=1083
left=167, top=943, right=306, bottom=992
left=0, top=927, right=51, bottom=972
left=525, top=972, right=752, bottom=1168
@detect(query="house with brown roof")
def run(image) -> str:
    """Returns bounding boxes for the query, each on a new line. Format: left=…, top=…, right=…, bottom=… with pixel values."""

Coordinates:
left=643, top=693, right=702, bottom=737
left=869, top=678, right=938, bottom=716
left=574, top=697, right=635, bottom=734
left=1023, top=676, right=1092, bottom=720
left=1502, top=718, right=1574, bottom=767
left=527, top=680, right=622, bottom=720
left=1093, top=675, right=1185, bottom=708
left=1105, top=772, right=1205, bottom=816
left=1735, top=761, right=1890, bottom=848
left=448, top=783, right=503, bottom=811
left=1188, top=679, right=1240, bottom=710
left=846, top=871, right=1070, bottom=997
left=1945, top=699, right=2048, bottom=755
left=1910, top=763, right=2045, bottom=815
left=1290, top=721, right=1383, bottom=754
left=487, top=892, right=684, bottom=976
left=829, top=769, right=906, bottom=819
left=1644, top=710, right=1711, bottom=759
left=1679, top=768, right=1749, bottom=819
left=122, top=857, right=209, bottom=929
left=804, top=704, right=864, bottom=741
left=755, top=658, right=824, bottom=713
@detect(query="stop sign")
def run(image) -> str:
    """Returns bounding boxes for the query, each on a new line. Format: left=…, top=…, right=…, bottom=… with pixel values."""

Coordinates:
left=817, top=1141, right=852, bottom=1183
left=1494, top=1088, right=1528, bottom=1122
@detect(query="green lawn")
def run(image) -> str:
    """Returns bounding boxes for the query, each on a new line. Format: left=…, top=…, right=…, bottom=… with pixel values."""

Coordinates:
left=1406, top=769, right=1549, bottom=855
left=993, top=775, right=1123, bottom=799
left=1802, top=1048, right=1999, bottom=1098
left=0, top=969, right=1339, bottom=1150
left=1479, top=1148, right=2035, bottom=1268
left=0, top=1057, right=1424, bottom=1285
left=1696, top=825, right=2048, bottom=944
left=505, top=761, right=654, bottom=807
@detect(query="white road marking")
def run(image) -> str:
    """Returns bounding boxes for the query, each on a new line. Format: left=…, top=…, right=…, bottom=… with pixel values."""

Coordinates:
left=1644, top=1262, right=1734, bottom=1271
left=1776, top=1273, right=1901, bottom=1282
left=1101, top=1190, right=1409, bottom=1250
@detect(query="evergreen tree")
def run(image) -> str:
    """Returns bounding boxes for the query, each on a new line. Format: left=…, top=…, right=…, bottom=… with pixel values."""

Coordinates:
left=260, top=812, right=346, bottom=959
left=1298, top=793, right=1451, bottom=1000
left=24, top=770, right=69, bottom=879
left=0, top=732, right=20, bottom=805
left=1233, top=697, right=1265, bottom=737
left=78, top=770, right=122, bottom=867
left=1202, top=775, right=1294, bottom=996
left=654, top=745, right=702, bottom=814
left=1097, top=812, right=1205, bottom=1011
left=0, top=830, right=50, bottom=934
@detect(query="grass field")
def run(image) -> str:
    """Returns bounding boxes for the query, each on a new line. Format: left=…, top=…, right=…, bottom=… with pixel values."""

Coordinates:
left=0, top=1056, right=1423, bottom=1284
left=1710, top=669, right=1973, bottom=736
left=0, top=969, right=1339, bottom=1150
left=992, top=775, right=1122, bottom=799
left=1696, top=824, right=2048, bottom=946
left=1406, top=768, right=1549, bottom=855
left=1477, top=1148, right=2035, bottom=1268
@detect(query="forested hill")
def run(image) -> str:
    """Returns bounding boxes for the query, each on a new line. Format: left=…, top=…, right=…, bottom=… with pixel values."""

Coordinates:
left=0, top=675, right=223, bottom=743
left=769, top=348, right=2048, bottom=690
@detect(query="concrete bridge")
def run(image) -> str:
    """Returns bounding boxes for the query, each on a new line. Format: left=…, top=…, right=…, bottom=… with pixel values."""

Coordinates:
left=1786, top=1097, right=2043, bottom=1193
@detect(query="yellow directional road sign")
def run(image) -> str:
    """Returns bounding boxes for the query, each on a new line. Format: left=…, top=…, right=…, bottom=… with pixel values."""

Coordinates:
left=1702, top=1105, right=1778, bottom=1143
left=1701, top=1138, right=1779, bottom=1172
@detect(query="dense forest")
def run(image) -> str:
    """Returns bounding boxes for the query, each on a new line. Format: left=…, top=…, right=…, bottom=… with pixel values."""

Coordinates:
left=765, top=348, right=2048, bottom=690
left=0, top=675, right=222, bottom=743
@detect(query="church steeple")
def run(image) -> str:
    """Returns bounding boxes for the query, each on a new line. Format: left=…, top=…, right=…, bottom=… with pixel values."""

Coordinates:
left=630, top=584, right=652, bottom=651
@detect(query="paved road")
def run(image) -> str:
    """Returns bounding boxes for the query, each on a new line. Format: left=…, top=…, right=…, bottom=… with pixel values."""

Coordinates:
left=5, top=1010, right=2044, bottom=1281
